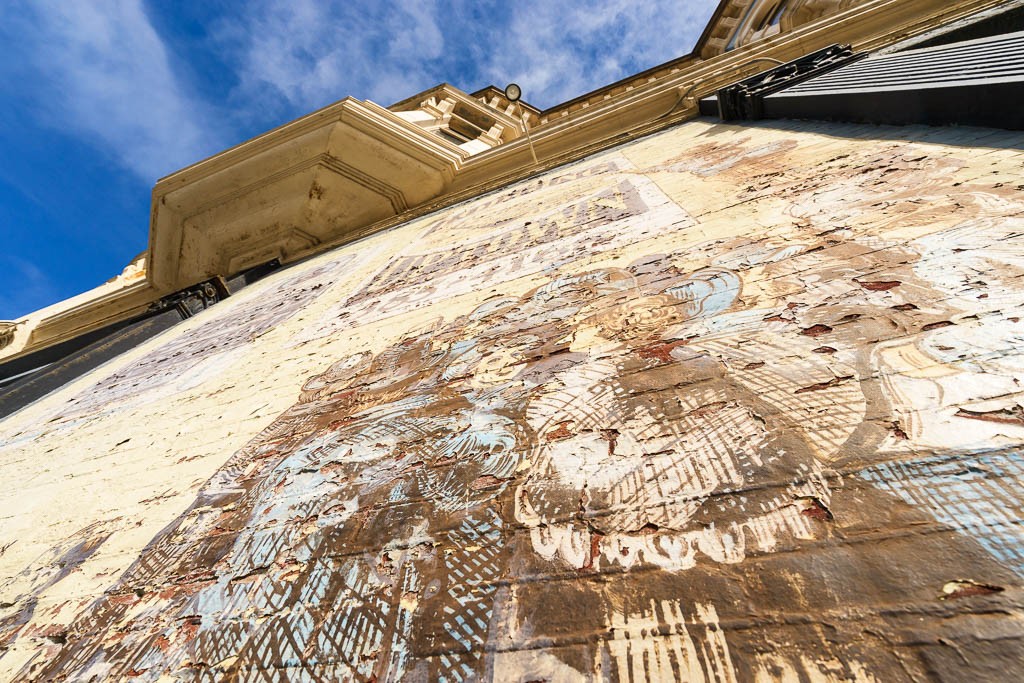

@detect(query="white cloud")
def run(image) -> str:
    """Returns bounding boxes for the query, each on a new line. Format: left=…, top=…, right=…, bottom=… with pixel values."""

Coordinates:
left=0, top=256, right=59, bottom=321
left=0, top=1, right=721, bottom=317
left=0, top=1, right=719, bottom=180
left=481, top=0, right=721, bottom=107
left=2, top=0, right=219, bottom=182
left=217, top=0, right=719, bottom=115
left=223, top=0, right=449, bottom=115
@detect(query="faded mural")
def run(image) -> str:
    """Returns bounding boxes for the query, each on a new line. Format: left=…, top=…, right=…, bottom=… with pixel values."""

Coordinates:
left=2, top=120, right=1024, bottom=681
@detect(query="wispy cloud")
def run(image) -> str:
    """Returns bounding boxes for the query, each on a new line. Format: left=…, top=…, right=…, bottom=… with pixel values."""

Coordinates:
left=217, top=0, right=449, bottom=120
left=0, top=0, right=720, bottom=319
left=1, top=1, right=716, bottom=179
left=0, top=0, right=221, bottom=182
left=215, top=0, right=719, bottom=114
left=0, top=256, right=60, bottom=321
left=480, top=0, right=721, bottom=107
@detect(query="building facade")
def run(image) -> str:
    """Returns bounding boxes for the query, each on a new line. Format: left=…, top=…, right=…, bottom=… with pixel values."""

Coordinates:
left=2, top=1, right=1024, bottom=681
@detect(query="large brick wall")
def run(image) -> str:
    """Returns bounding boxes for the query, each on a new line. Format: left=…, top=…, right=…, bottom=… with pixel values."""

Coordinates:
left=2, top=119, right=1024, bottom=681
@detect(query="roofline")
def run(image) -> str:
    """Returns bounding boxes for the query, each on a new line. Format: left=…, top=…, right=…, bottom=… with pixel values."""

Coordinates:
left=515, top=0, right=732, bottom=117
left=692, top=0, right=736, bottom=58
left=2, top=0, right=1005, bottom=366
left=406, top=3, right=733, bottom=119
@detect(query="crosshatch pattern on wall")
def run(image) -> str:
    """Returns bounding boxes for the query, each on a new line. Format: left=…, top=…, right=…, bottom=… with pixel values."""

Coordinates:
left=2, top=119, right=1024, bottom=681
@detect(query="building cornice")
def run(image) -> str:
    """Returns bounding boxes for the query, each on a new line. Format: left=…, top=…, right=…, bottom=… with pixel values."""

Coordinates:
left=147, top=97, right=469, bottom=295
left=0, top=0, right=1008, bottom=363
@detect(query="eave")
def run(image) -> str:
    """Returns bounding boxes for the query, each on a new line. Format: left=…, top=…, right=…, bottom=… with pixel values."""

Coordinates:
left=0, top=0, right=1009, bottom=364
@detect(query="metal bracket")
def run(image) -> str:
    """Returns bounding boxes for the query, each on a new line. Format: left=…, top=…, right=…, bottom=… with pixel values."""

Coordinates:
left=149, top=276, right=230, bottom=319
left=716, top=44, right=862, bottom=121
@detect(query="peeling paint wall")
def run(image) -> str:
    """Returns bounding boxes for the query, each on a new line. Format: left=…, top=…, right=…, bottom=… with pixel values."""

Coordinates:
left=2, top=119, right=1024, bottom=681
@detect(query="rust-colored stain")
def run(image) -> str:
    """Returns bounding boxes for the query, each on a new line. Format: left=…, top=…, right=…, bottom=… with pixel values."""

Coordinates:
left=941, top=580, right=1005, bottom=600
left=956, top=406, right=1024, bottom=427
left=794, top=375, right=854, bottom=394
left=636, top=339, right=689, bottom=363
left=3, top=121, right=1024, bottom=682
left=857, top=280, right=902, bottom=291
left=799, top=497, right=835, bottom=521
left=799, top=324, right=833, bottom=337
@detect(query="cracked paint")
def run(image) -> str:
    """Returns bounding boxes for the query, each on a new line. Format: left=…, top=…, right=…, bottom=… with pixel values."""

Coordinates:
left=2, top=120, right=1024, bottom=681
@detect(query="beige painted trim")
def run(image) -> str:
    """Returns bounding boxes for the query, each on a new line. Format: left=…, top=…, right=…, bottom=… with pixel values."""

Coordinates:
left=0, top=0, right=1006, bottom=363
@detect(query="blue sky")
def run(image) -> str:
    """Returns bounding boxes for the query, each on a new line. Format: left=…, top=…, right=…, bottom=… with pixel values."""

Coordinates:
left=0, top=0, right=718, bottom=320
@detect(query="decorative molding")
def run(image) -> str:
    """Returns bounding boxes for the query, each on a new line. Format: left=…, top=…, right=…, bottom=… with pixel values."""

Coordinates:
left=319, top=155, right=410, bottom=213
left=147, top=98, right=470, bottom=295
left=224, top=227, right=322, bottom=276
left=0, top=0, right=1007, bottom=364
left=27, top=281, right=157, bottom=351
left=0, top=323, right=17, bottom=351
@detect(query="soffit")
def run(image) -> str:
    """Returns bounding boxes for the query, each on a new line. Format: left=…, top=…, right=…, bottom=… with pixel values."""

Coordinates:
left=147, top=98, right=468, bottom=292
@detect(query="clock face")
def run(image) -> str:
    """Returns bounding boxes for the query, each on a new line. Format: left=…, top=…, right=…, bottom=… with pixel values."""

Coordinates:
left=504, top=83, right=522, bottom=102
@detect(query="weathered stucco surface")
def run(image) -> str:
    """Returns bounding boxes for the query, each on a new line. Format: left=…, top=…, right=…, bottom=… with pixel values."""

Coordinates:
left=2, top=118, right=1024, bottom=681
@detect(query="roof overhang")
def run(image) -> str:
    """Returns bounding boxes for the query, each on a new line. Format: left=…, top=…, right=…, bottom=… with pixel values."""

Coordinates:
left=148, top=97, right=467, bottom=293
left=1, top=0, right=1010, bottom=364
